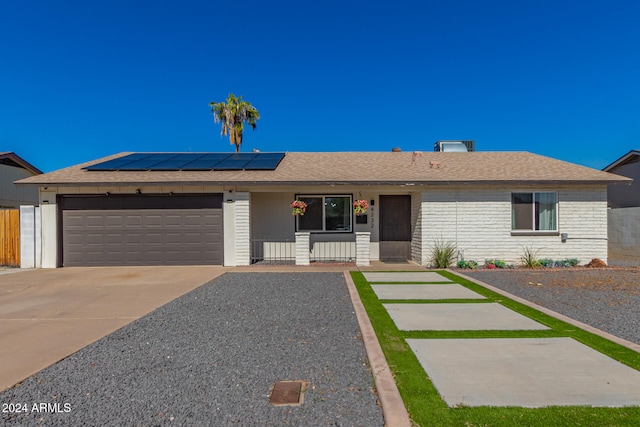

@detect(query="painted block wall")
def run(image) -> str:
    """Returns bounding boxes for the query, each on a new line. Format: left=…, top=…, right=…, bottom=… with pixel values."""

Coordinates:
left=410, top=191, right=423, bottom=265
left=419, top=186, right=608, bottom=266
left=234, top=192, right=251, bottom=266
left=20, top=205, right=41, bottom=268
left=608, top=207, right=640, bottom=266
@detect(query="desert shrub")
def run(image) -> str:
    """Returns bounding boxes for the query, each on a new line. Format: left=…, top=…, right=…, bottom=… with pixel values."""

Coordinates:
left=430, top=239, right=457, bottom=268
left=539, top=258, right=554, bottom=268
left=566, top=258, right=580, bottom=267
left=457, top=260, right=479, bottom=269
left=538, top=258, right=581, bottom=268
left=520, top=246, right=542, bottom=268
left=484, top=259, right=507, bottom=269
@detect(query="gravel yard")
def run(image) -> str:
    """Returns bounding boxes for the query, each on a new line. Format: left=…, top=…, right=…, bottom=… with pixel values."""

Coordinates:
left=460, top=268, right=640, bottom=345
left=0, top=272, right=383, bottom=426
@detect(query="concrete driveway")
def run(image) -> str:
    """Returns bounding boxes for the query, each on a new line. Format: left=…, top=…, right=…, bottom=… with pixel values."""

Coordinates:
left=0, top=266, right=228, bottom=391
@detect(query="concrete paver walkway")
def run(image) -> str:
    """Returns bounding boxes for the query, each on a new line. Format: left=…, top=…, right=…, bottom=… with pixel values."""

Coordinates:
left=408, top=337, right=640, bottom=407
left=384, top=303, right=550, bottom=331
left=363, top=272, right=451, bottom=282
left=372, top=271, right=640, bottom=408
left=372, top=284, right=486, bottom=300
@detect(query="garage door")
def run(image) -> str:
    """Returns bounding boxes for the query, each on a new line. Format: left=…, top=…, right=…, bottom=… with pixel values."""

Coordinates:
left=61, top=195, right=223, bottom=266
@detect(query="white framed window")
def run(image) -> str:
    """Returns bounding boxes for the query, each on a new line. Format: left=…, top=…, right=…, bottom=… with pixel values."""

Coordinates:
left=296, top=195, right=352, bottom=232
left=511, top=192, right=557, bottom=231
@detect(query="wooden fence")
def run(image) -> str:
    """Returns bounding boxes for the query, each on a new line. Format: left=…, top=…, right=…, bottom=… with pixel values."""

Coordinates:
left=0, top=209, right=20, bottom=266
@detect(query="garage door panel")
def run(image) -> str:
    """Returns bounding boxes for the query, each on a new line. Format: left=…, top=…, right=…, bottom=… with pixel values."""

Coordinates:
left=123, top=215, right=143, bottom=227
left=62, top=199, right=223, bottom=266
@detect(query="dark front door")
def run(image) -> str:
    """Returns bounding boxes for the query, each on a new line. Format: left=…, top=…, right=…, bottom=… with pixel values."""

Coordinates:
left=379, top=195, right=411, bottom=261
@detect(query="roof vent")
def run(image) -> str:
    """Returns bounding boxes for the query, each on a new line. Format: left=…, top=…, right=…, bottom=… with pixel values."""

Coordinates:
left=391, top=147, right=402, bottom=152
left=434, top=140, right=475, bottom=152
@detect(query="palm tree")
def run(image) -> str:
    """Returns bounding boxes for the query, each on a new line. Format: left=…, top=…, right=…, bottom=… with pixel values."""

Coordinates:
left=210, top=93, right=260, bottom=152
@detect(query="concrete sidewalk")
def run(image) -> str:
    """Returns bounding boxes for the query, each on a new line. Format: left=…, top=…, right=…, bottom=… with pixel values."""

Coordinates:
left=371, top=271, right=640, bottom=408
left=0, top=266, right=228, bottom=391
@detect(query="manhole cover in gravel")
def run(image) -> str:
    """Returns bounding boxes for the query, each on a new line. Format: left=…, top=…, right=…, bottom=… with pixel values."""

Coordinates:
left=269, top=380, right=306, bottom=406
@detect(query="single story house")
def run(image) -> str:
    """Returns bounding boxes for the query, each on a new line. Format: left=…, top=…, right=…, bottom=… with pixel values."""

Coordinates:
left=0, top=152, right=42, bottom=208
left=15, top=150, right=630, bottom=268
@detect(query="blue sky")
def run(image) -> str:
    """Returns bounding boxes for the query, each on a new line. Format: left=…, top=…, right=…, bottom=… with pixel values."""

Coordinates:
left=1, top=1, right=638, bottom=172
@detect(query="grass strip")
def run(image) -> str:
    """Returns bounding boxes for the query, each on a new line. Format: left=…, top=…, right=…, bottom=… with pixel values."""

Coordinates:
left=351, top=270, right=640, bottom=427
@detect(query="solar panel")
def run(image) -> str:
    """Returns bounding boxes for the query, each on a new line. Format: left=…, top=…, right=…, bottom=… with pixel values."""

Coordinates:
left=116, top=153, right=178, bottom=170
left=146, top=153, right=207, bottom=170
left=181, top=153, right=233, bottom=170
left=242, top=153, right=285, bottom=170
left=84, top=153, right=152, bottom=171
left=212, top=153, right=258, bottom=170
left=84, top=152, right=286, bottom=171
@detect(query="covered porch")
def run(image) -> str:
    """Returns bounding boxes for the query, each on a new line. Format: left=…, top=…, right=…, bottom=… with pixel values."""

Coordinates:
left=247, top=190, right=421, bottom=266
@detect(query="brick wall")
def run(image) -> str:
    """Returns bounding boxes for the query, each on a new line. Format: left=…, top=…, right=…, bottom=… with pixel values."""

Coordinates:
left=418, top=186, right=608, bottom=266
left=234, top=192, right=251, bottom=266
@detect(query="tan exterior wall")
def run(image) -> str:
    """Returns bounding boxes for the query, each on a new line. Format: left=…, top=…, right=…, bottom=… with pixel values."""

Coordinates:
left=608, top=207, right=640, bottom=266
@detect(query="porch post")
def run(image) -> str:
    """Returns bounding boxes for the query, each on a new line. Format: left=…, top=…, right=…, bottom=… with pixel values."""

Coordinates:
left=234, top=192, right=251, bottom=266
left=356, top=232, right=371, bottom=266
left=40, top=190, right=57, bottom=268
left=295, top=232, right=310, bottom=266
left=20, top=205, right=41, bottom=268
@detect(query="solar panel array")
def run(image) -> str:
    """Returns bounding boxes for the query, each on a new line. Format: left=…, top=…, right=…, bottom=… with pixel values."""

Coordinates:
left=84, top=152, right=286, bottom=171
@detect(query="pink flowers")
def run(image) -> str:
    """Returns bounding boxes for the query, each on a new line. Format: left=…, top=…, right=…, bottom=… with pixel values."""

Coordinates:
left=353, top=199, right=369, bottom=216
left=290, top=200, right=307, bottom=216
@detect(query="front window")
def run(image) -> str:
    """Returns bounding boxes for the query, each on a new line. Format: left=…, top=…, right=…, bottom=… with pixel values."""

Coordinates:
left=297, top=195, right=352, bottom=232
left=511, top=192, right=557, bottom=231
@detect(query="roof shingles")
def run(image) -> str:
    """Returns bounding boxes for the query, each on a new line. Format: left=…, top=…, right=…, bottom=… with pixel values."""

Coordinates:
left=15, top=151, right=631, bottom=187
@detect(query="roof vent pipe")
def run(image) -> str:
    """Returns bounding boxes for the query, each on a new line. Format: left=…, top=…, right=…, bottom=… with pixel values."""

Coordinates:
left=391, top=147, right=402, bottom=152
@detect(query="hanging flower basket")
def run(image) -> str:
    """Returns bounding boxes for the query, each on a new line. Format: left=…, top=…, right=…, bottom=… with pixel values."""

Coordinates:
left=290, top=200, right=307, bottom=216
left=353, top=199, right=369, bottom=216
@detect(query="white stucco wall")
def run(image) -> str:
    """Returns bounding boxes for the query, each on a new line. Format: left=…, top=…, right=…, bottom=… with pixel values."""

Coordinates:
left=251, top=192, right=296, bottom=240
left=419, top=186, right=608, bottom=265
left=608, top=207, right=640, bottom=266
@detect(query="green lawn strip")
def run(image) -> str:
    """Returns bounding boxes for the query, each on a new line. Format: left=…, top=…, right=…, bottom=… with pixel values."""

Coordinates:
left=351, top=271, right=640, bottom=427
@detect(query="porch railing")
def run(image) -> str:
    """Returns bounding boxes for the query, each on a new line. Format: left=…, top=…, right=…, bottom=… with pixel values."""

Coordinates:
left=309, top=240, right=356, bottom=263
left=250, top=238, right=295, bottom=264
left=250, top=232, right=370, bottom=266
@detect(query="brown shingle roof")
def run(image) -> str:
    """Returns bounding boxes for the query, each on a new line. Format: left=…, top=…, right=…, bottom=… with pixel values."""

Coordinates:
left=15, top=151, right=631, bottom=187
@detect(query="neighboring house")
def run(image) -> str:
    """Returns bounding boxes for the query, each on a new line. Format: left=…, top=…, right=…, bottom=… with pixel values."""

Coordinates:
left=0, top=152, right=42, bottom=207
left=603, top=149, right=640, bottom=208
left=15, top=150, right=630, bottom=268
left=603, top=150, right=639, bottom=266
